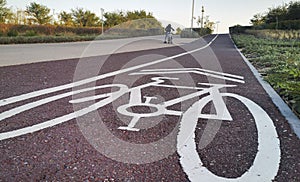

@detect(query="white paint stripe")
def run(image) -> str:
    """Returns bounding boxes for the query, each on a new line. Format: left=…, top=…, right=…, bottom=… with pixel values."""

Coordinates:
left=0, top=85, right=128, bottom=140
left=150, top=84, right=203, bottom=90
left=0, top=35, right=219, bottom=108
left=131, top=70, right=245, bottom=83
left=0, top=35, right=218, bottom=140
left=177, top=93, right=280, bottom=181
left=141, top=68, right=244, bottom=80
left=0, top=84, right=127, bottom=121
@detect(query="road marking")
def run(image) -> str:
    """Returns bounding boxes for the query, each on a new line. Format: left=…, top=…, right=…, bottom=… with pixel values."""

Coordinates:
left=131, top=68, right=245, bottom=83
left=0, top=33, right=281, bottom=181
left=0, top=35, right=219, bottom=140
left=0, top=35, right=218, bottom=108
left=177, top=93, right=280, bottom=182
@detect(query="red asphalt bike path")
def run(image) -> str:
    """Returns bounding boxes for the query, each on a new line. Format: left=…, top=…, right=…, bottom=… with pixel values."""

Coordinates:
left=0, top=34, right=299, bottom=181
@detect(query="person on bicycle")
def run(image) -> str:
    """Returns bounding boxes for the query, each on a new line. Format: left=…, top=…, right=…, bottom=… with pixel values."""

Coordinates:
left=164, top=24, right=174, bottom=43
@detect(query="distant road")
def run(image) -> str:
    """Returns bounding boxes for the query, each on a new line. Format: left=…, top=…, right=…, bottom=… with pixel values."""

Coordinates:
left=0, top=35, right=197, bottom=67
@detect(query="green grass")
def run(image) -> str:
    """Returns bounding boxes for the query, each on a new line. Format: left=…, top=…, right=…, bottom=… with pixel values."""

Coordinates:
left=232, top=33, right=300, bottom=117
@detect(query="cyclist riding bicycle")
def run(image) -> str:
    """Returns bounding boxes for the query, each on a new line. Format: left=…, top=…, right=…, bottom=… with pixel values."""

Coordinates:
left=164, top=24, right=174, bottom=44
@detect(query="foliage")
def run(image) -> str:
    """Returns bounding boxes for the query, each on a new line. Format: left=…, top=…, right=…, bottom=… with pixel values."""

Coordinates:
left=231, top=32, right=300, bottom=116
left=26, top=2, right=52, bottom=25
left=203, top=16, right=215, bottom=30
left=1, top=2, right=162, bottom=32
left=59, top=11, right=73, bottom=26
left=0, top=23, right=104, bottom=36
left=286, top=1, right=300, bottom=20
left=0, top=0, right=12, bottom=23
left=176, top=27, right=182, bottom=35
left=102, top=10, right=163, bottom=38
left=24, top=30, right=37, bottom=36
left=71, top=8, right=100, bottom=27
left=7, top=29, right=18, bottom=36
left=250, top=1, right=300, bottom=30
left=250, top=13, right=266, bottom=26
left=104, top=10, right=158, bottom=28
left=104, top=11, right=126, bottom=27
left=229, top=25, right=252, bottom=34
left=0, top=35, right=96, bottom=44
left=105, top=18, right=163, bottom=37
left=265, top=4, right=288, bottom=24
left=126, top=10, right=154, bottom=20
left=0, top=5, right=163, bottom=43
left=0, top=33, right=137, bottom=44
left=0, top=22, right=163, bottom=43
left=245, top=29, right=300, bottom=40
left=258, top=19, right=300, bottom=30
left=192, top=27, right=213, bottom=36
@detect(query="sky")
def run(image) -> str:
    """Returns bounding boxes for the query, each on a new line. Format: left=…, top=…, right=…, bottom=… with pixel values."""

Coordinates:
left=6, top=0, right=292, bottom=33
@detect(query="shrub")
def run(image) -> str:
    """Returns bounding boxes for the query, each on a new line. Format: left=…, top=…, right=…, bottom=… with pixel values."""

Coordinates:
left=24, top=30, right=38, bottom=36
left=7, top=30, right=18, bottom=37
left=229, top=25, right=253, bottom=34
left=260, top=20, right=300, bottom=30
left=0, top=24, right=104, bottom=37
left=245, top=29, right=300, bottom=40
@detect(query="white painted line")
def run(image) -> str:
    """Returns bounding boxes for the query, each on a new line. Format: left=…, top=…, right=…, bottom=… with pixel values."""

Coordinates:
left=177, top=93, right=280, bottom=181
left=131, top=68, right=245, bottom=83
left=0, top=35, right=219, bottom=140
left=140, top=68, right=244, bottom=79
left=0, top=35, right=218, bottom=108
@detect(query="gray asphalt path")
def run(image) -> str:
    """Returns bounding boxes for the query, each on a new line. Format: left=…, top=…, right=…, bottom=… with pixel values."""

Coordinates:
left=0, top=35, right=197, bottom=67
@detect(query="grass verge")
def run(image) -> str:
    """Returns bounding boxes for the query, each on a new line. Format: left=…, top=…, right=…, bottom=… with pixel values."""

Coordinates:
left=231, top=32, right=300, bottom=117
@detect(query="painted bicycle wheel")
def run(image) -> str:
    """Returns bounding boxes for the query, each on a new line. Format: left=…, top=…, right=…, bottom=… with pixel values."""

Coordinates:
left=177, top=93, right=280, bottom=181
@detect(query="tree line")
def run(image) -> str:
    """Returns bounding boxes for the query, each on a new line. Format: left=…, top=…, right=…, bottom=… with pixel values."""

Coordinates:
left=250, top=1, right=300, bottom=26
left=0, top=0, right=159, bottom=28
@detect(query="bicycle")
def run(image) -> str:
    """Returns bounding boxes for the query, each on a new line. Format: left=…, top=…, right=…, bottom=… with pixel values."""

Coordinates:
left=167, top=32, right=173, bottom=44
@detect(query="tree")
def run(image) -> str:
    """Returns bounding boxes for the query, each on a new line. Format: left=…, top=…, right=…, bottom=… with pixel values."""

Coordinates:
left=25, top=2, right=52, bottom=25
left=59, top=11, right=73, bottom=26
left=71, top=8, right=84, bottom=27
left=104, top=10, right=159, bottom=28
left=84, top=10, right=100, bottom=27
left=286, top=1, right=300, bottom=20
left=250, top=13, right=266, bottom=26
left=71, top=8, right=100, bottom=27
left=104, top=11, right=126, bottom=27
left=176, top=27, right=182, bottom=35
left=0, top=0, right=12, bottom=23
left=203, top=16, right=214, bottom=30
left=265, top=4, right=288, bottom=23
left=126, top=10, right=154, bottom=21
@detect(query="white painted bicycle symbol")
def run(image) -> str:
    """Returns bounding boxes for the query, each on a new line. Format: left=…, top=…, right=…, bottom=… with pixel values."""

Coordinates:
left=0, top=67, right=280, bottom=181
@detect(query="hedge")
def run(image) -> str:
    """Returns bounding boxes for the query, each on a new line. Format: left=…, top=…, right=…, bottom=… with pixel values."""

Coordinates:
left=0, top=24, right=105, bottom=36
left=257, top=20, right=300, bottom=30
